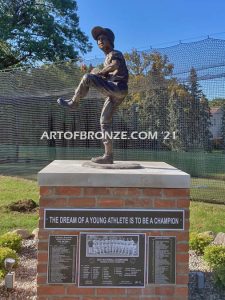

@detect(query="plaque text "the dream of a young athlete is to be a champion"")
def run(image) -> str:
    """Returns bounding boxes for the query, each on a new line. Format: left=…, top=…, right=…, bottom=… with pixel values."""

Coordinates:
left=44, top=209, right=184, bottom=230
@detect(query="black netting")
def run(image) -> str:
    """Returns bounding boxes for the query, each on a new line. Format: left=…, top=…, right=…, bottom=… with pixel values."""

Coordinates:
left=0, top=38, right=224, bottom=203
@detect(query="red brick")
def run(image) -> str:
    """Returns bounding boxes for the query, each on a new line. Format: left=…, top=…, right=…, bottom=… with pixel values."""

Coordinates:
left=177, top=199, right=190, bottom=208
left=110, top=187, right=128, bottom=195
left=177, top=253, right=189, bottom=262
left=112, top=298, right=140, bottom=300
left=67, top=198, right=96, bottom=207
left=177, top=243, right=189, bottom=252
left=141, top=298, right=160, bottom=300
left=127, top=287, right=143, bottom=294
left=39, top=208, right=45, bottom=219
left=185, top=218, right=190, bottom=226
left=176, top=275, right=189, bottom=284
left=127, top=187, right=142, bottom=196
left=83, top=187, right=110, bottom=196
left=149, top=231, right=176, bottom=237
left=142, top=287, right=156, bottom=294
left=53, top=298, right=80, bottom=300
left=40, top=187, right=54, bottom=196
left=122, top=298, right=141, bottom=300
left=96, top=288, right=125, bottom=295
left=38, top=242, right=48, bottom=251
left=83, top=298, right=111, bottom=300
left=67, top=287, right=95, bottom=295
left=55, top=230, right=79, bottom=235
left=125, top=198, right=153, bottom=208
left=176, top=232, right=189, bottom=241
left=38, top=231, right=50, bottom=240
left=114, top=298, right=141, bottom=300
left=37, top=263, right=47, bottom=273
left=39, top=218, right=44, bottom=229
left=154, top=199, right=176, bottom=208
left=175, top=286, right=188, bottom=297
left=185, top=210, right=190, bottom=219
left=54, top=298, right=80, bottom=300
left=163, top=189, right=189, bottom=198
left=40, top=198, right=67, bottom=207
left=37, top=275, right=47, bottom=284
left=55, top=186, right=82, bottom=196
left=97, top=198, right=124, bottom=208
left=37, top=285, right=65, bottom=295
left=155, top=286, right=175, bottom=295
left=142, top=188, right=162, bottom=197
left=126, top=298, right=143, bottom=300
left=60, top=298, right=80, bottom=300
left=148, top=231, right=163, bottom=237
left=161, top=298, right=184, bottom=300
left=177, top=263, right=189, bottom=274
left=38, top=252, right=48, bottom=262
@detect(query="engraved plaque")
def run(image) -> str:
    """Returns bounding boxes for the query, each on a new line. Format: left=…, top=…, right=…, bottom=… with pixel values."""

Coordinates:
left=148, top=236, right=176, bottom=284
left=79, top=233, right=146, bottom=287
left=45, top=208, right=184, bottom=230
left=48, top=235, right=78, bottom=284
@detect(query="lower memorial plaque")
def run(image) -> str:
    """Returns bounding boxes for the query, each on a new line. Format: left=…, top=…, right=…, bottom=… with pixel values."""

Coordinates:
left=48, top=235, right=78, bottom=284
left=148, top=236, right=176, bottom=284
left=79, top=233, right=145, bottom=287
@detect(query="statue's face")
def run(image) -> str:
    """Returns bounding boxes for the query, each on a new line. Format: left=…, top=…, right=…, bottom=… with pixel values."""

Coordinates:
left=97, top=34, right=112, bottom=51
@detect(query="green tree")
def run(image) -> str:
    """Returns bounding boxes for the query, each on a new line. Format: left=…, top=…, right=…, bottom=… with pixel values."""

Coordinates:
left=188, top=67, right=201, bottom=147
left=124, top=49, right=153, bottom=76
left=168, top=81, right=192, bottom=151
left=123, top=49, right=153, bottom=109
left=209, top=98, right=225, bottom=107
left=141, top=52, right=173, bottom=149
left=0, top=0, right=92, bottom=69
left=199, top=96, right=212, bottom=151
left=124, top=50, right=174, bottom=149
left=188, top=67, right=202, bottom=148
left=0, top=40, right=20, bottom=69
left=188, top=67, right=212, bottom=150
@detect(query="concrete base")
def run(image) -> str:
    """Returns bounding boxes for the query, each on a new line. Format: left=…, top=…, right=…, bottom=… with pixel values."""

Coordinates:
left=38, top=160, right=190, bottom=188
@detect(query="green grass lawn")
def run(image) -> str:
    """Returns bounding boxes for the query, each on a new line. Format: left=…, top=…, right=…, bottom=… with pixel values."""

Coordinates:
left=0, top=176, right=39, bottom=235
left=1, top=146, right=225, bottom=203
left=191, top=177, right=225, bottom=204
left=190, top=202, right=225, bottom=233
left=1, top=146, right=225, bottom=180
left=0, top=175, right=225, bottom=235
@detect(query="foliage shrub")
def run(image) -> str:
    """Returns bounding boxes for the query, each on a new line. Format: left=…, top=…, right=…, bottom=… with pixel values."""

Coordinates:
left=189, top=232, right=213, bottom=255
left=0, top=232, right=22, bottom=252
left=204, top=245, right=225, bottom=288
left=0, top=269, right=4, bottom=279
left=0, top=246, right=19, bottom=279
left=214, top=264, right=225, bottom=288
left=204, top=245, right=225, bottom=267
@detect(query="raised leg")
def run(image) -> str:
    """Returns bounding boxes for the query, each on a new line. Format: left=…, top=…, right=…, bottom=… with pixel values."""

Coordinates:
left=57, top=73, right=127, bottom=109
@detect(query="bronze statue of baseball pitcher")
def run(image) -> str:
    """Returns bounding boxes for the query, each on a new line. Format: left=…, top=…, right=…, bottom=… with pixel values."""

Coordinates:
left=57, top=26, right=129, bottom=164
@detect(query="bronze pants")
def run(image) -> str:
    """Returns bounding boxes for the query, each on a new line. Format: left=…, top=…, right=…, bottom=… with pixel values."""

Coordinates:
left=74, top=74, right=128, bottom=154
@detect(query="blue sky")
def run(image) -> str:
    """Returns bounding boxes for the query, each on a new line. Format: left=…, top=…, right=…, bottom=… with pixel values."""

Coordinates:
left=76, top=0, right=225, bottom=59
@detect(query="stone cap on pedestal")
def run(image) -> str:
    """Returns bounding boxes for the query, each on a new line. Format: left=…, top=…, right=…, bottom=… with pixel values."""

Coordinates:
left=38, top=160, right=190, bottom=188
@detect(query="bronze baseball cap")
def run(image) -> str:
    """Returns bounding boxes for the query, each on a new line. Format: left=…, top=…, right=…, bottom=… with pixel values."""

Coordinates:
left=91, top=26, right=115, bottom=44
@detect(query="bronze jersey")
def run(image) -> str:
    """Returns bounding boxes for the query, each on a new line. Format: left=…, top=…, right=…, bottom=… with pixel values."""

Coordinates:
left=104, top=50, right=129, bottom=84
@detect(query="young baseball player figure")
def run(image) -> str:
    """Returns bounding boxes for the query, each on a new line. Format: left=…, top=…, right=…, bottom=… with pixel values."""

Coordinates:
left=57, top=26, right=129, bottom=164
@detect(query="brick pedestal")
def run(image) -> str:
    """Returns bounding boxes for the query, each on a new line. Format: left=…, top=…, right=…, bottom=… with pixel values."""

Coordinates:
left=37, top=160, right=190, bottom=300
